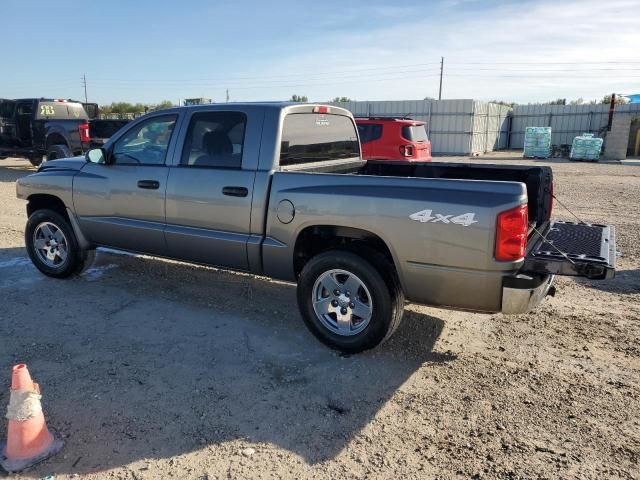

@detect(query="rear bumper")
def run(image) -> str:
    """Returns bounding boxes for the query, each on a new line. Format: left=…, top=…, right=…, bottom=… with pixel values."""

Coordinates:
left=501, top=274, right=554, bottom=314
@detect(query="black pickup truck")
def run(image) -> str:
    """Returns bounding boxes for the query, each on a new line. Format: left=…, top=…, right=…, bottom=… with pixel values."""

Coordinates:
left=0, top=98, right=91, bottom=166
left=82, top=102, right=131, bottom=147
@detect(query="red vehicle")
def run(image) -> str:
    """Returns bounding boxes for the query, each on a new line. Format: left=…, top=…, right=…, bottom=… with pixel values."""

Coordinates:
left=355, top=117, right=432, bottom=161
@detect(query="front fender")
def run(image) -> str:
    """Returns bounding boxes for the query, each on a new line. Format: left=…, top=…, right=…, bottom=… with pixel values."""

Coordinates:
left=15, top=161, right=81, bottom=209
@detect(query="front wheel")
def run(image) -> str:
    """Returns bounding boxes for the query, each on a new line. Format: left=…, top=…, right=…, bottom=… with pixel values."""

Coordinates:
left=297, top=250, right=404, bottom=353
left=25, top=209, right=94, bottom=278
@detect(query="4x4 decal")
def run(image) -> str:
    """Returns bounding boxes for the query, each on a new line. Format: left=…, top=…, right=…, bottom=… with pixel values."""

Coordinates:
left=409, top=209, right=478, bottom=227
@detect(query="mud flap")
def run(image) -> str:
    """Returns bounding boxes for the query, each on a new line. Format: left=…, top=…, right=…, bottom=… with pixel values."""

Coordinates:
left=523, top=221, right=615, bottom=280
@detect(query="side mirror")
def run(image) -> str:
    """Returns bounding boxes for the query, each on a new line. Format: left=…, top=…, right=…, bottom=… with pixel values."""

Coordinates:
left=86, top=148, right=107, bottom=164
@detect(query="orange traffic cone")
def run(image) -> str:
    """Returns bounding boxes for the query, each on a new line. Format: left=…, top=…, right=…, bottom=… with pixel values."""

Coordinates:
left=1, top=364, right=63, bottom=472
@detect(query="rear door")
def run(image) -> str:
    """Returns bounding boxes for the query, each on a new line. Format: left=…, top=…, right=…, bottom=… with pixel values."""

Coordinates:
left=163, top=107, right=262, bottom=270
left=15, top=100, right=35, bottom=146
left=74, top=113, right=179, bottom=255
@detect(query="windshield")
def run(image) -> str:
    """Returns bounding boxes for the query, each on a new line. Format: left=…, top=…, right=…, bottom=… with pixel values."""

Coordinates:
left=280, top=113, right=360, bottom=166
left=401, top=124, right=428, bottom=142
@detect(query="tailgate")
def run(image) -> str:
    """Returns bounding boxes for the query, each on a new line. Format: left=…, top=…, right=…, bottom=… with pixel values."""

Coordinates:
left=523, top=221, right=615, bottom=280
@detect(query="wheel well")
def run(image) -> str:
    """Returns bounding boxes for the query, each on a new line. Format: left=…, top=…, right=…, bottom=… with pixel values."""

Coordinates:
left=26, top=194, right=69, bottom=221
left=46, top=133, right=68, bottom=150
left=293, top=225, right=396, bottom=278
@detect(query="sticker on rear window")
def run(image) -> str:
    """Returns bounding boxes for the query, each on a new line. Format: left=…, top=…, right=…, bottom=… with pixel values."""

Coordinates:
left=315, top=115, right=330, bottom=127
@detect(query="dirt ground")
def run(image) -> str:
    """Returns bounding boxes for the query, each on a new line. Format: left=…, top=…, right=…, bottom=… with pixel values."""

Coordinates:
left=0, top=153, right=638, bottom=480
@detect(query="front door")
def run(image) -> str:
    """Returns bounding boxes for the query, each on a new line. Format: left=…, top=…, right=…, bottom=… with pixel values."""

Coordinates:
left=74, top=114, right=179, bottom=255
left=164, top=110, right=255, bottom=270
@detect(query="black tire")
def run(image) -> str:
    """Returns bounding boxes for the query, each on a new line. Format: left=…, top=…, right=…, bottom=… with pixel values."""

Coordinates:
left=297, top=249, right=404, bottom=353
left=25, top=209, right=93, bottom=278
left=28, top=155, right=45, bottom=167
left=46, top=144, right=73, bottom=161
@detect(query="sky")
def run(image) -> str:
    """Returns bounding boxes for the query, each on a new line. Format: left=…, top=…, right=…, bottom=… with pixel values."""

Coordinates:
left=2, top=0, right=639, bottom=105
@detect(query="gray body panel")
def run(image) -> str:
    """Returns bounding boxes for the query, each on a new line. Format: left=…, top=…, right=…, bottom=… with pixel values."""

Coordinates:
left=74, top=164, right=170, bottom=255
left=16, top=102, right=546, bottom=315
left=263, top=172, right=526, bottom=312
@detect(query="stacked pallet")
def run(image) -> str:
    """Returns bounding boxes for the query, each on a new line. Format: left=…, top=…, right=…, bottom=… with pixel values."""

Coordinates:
left=570, top=133, right=603, bottom=161
left=523, top=126, right=552, bottom=158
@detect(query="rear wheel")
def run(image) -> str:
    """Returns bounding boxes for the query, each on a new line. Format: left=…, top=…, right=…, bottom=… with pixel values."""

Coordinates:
left=25, top=209, right=93, bottom=278
left=297, top=250, right=404, bottom=353
left=46, top=144, right=73, bottom=161
left=28, top=155, right=46, bottom=167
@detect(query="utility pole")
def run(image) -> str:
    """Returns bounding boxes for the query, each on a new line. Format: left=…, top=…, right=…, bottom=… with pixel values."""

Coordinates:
left=82, top=74, right=88, bottom=104
left=607, top=93, right=616, bottom=131
left=438, top=57, right=444, bottom=101
left=226, top=89, right=230, bottom=103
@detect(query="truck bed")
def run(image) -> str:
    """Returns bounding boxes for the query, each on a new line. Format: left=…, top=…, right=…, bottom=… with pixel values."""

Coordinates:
left=289, top=159, right=553, bottom=228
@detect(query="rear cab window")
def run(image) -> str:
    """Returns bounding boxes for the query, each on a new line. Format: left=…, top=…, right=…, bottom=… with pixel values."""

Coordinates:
left=35, top=102, right=88, bottom=121
left=401, top=124, right=428, bottom=143
left=280, top=113, right=360, bottom=167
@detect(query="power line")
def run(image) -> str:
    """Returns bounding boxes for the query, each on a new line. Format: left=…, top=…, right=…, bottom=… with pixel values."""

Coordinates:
left=446, top=60, right=640, bottom=65
left=81, top=60, right=640, bottom=84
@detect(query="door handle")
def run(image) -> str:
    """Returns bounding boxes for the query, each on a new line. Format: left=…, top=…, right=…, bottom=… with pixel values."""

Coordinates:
left=222, top=186, right=249, bottom=197
left=137, top=180, right=160, bottom=190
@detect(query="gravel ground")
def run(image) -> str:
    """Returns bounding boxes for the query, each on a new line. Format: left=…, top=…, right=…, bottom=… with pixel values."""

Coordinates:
left=0, top=153, right=638, bottom=479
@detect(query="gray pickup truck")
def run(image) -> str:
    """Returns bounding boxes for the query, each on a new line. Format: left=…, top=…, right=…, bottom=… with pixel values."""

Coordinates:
left=16, top=103, right=615, bottom=352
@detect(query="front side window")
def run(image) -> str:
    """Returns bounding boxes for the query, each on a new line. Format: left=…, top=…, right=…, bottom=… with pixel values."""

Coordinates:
left=280, top=113, right=359, bottom=166
left=112, top=115, right=177, bottom=165
left=181, top=111, right=246, bottom=168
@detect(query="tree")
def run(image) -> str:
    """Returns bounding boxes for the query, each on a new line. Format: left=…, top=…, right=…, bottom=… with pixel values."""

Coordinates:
left=155, top=100, right=174, bottom=110
left=290, top=94, right=308, bottom=102
left=332, top=97, right=351, bottom=103
left=490, top=100, right=517, bottom=107
left=600, top=95, right=628, bottom=105
left=569, top=98, right=584, bottom=105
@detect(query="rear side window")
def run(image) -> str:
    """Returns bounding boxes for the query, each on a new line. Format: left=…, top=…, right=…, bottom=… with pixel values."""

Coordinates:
left=280, top=113, right=359, bottom=166
left=401, top=125, right=428, bottom=142
left=357, top=123, right=383, bottom=143
left=17, top=103, right=33, bottom=116
left=35, top=102, right=88, bottom=120
left=181, top=111, right=246, bottom=168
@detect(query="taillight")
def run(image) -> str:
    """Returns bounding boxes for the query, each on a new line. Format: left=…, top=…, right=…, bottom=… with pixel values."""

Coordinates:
left=495, top=204, right=528, bottom=261
left=79, top=122, right=90, bottom=143
left=400, top=145, right=414, bottom=157
left=313, top=106, right=330, bottom=113
left=549, top=181, right=554, bottom=219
